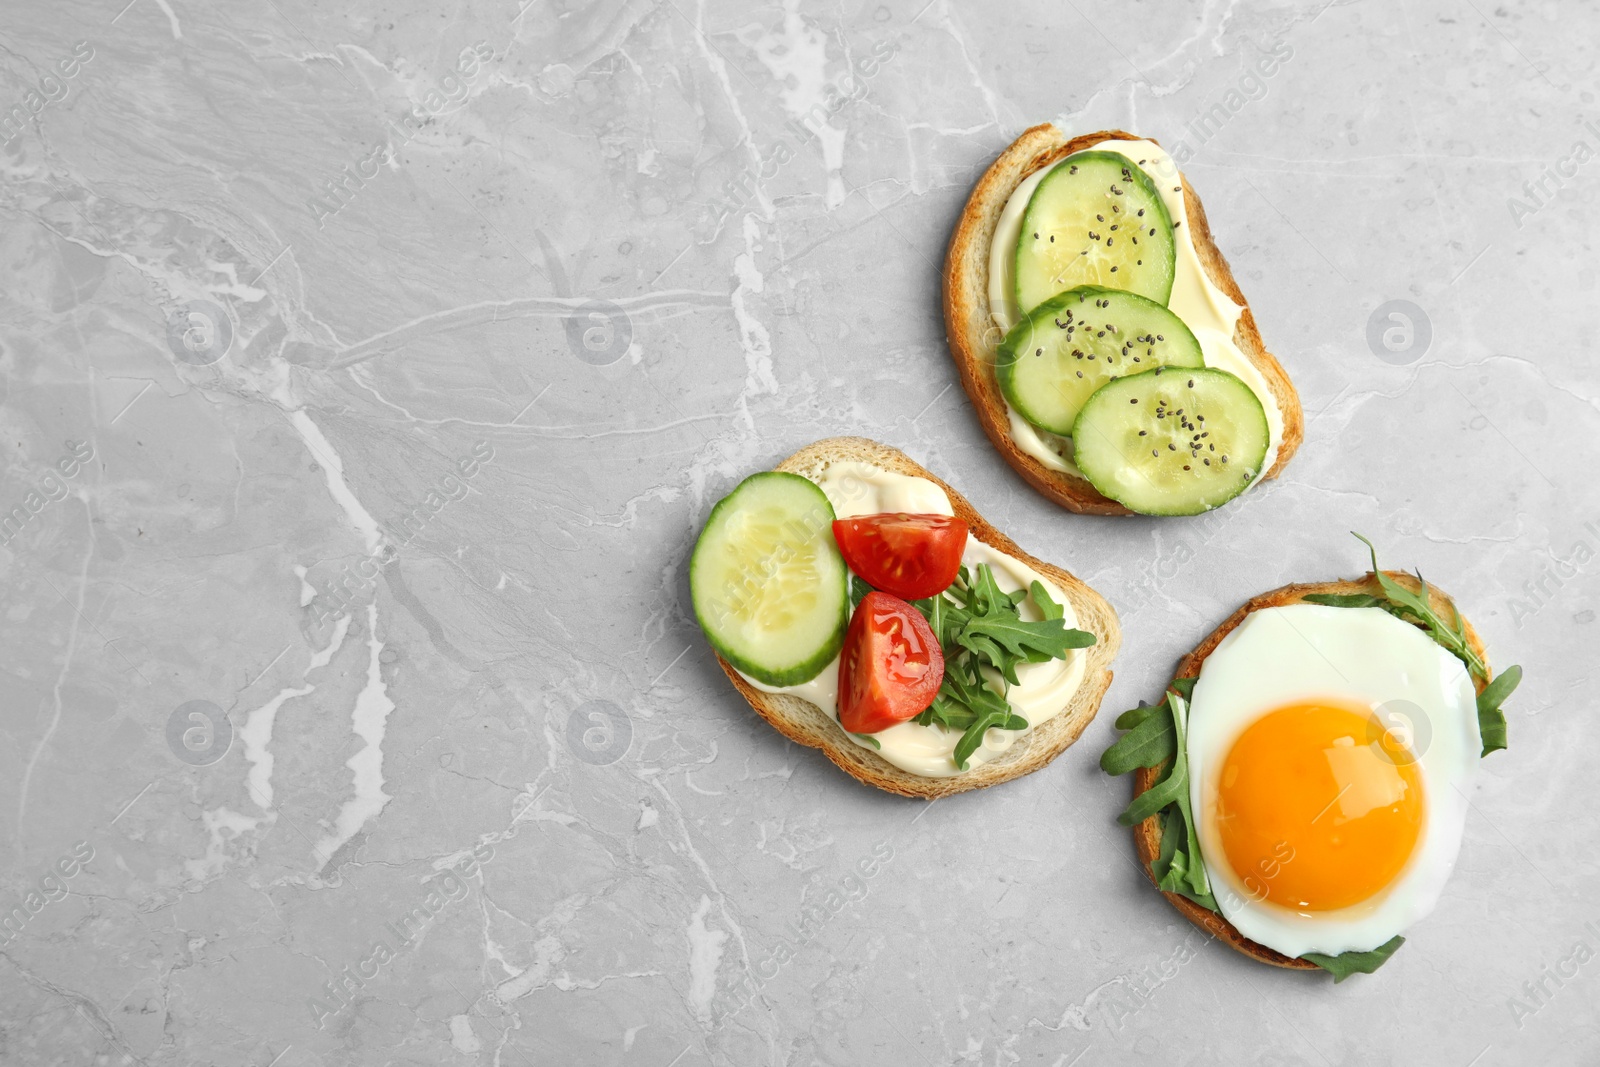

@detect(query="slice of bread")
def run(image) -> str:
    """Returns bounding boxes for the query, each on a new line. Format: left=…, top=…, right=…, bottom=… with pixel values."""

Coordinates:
left=942, top=124, right=1304, bottom=515
left=1128, top=573, right=1494, bottom=969
left=711, top=436, right=1121, bottom=799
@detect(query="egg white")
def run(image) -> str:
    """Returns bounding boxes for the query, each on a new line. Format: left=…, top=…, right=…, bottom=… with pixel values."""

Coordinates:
left=1187, top=604, right=1480, bottom=959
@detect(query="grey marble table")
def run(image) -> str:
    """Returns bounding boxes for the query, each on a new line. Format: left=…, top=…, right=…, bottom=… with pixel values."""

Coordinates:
left=1, top=1, right=1596, bottom=1064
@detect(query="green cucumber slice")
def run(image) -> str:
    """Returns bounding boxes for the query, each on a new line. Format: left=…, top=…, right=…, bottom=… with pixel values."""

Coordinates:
left=690, top=471, right=848, bottom=686
left=1014, top=151, right=1176, bottom=315
left=996, top=285, right=1204, bottom=436
left=1072, top=367, right=1270, bottom=515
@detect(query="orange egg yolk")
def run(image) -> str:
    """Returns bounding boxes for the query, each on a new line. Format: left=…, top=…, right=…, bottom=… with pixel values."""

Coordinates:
left=1215, top=702, right=1426, bottom=912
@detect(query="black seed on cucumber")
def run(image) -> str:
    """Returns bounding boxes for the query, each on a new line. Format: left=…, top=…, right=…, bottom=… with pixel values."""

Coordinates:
left=996, top=286, right=1203, bottom=436
left=1071, top=367, right=1270, bottom=516
left=1012, top=151, right=1176, bottom=316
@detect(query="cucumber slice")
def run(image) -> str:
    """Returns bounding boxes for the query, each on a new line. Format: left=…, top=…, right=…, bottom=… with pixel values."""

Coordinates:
left=996, top=285, right=1204, bottom=436
left=1014, top=151, right=1176, bottom=315
left=690, top=471, right=848, bottom=686
left=1072, top=367, right=1270, bottom=516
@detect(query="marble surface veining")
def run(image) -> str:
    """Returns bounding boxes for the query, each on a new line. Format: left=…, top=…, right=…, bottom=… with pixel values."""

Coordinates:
left=0, top=0, right=1597, bottom=1064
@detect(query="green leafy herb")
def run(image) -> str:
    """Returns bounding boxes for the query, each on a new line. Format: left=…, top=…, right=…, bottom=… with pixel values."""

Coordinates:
left=1115, top=695, right=1189, bottom=827
left=917, top=649, right=1027, bottom=769
left=1300, top=592, right=1382, bottom=608
left=963, top=613, right=1097, bottom=668
left=933, top=665, right=1012, bottom=722
left=1475, top=663, right=1521, bottom=757
left=953, top=707, right=1029, bottom=769
left=1153, top=810, right=1217, bottom=912
left=1098, top=702, right=1174, bottom=776
left=964, top=564, right=1014, bottom=616
left=1308, top=534, right=1523, bottom=757
left=902, top=564, right=1094, bottom=770
left=1114, top=703, right=1162, bottom=731
left=1303, top=935, right=1406, bottom=982
left=850, top=732, right=881, bottom=750
left=1351, top=533, right=1487, bottom=679
left=850, top=575, right=874, bottom=609
left=1103, top=692, right=1211, bottom=905
left=1030, top=580, right=1064, bottom=621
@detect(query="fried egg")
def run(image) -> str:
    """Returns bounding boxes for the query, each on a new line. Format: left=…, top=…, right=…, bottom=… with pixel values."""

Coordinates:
left=1187, top=603, right=1480, bottom=958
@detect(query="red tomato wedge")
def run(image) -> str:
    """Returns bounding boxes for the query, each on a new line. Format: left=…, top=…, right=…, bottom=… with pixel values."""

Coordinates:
left=838, top=591, right=944, bottom=734
left=831, top=513, right=969, bottom=600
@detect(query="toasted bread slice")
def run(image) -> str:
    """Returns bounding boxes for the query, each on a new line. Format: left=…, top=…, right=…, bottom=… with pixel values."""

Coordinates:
left=1128, top=573, right=1494, bottom=969
left=942, top=124, right=1304, bottom=515
left=711, top=437, right=1121, bottom=799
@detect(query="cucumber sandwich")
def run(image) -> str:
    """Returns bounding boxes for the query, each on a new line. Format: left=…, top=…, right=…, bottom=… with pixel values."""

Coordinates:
left=944, top=125, right=1304, bottom=516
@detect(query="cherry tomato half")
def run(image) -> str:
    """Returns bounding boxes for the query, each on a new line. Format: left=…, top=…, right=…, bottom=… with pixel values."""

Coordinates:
left=831, top=513, right=969, bottom=600
left=838, top=591, right=944, bottom=734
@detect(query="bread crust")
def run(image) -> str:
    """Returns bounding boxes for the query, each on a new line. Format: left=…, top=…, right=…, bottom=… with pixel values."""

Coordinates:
left=711, top=437, right=1121, bottom=799
left=1127, top=573, right=1495, bottom=970
left=942, top=124, right=1304, bottom=515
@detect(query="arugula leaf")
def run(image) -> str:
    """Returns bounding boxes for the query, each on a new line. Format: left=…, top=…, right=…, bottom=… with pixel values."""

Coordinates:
left=1153, top=807, right=1182, bottom=891
left=958, top=629, right=1018, bottom=684
left=902, top=564, right=1087, bottom=770
left=919, top=593, right=970, bottom=652
left=914, top=695, right=972, bottom=730
left=851, top=732, right=881, bottom=750
left=1099, top=703, right=1175, bottom=775
left=1154, top=811, right=1218, bottom=912
left=965, top=565, right=1011, bottom=617
left=1169, top=676, right=1196, bottom=701
left=940, top=663, right=1011, bottom=717
left=1300, top=592, right=1382, bottom=608
left=1352, top=533, right=1487, bottom=679
left=915, top=660, right=1010, bottom=730
left=952, top=707, right=1029, bottom=770
left=1476, top=663, right=1521, bottom=757
left=1030, top=580, right=1064, bottom=621
left=1108, top=692, right=1210, bottom=903
left=850, top=575, right=874, bottom=609
left=1160, top=697, right=1211, bottom=902
left=1114, top=703, right=1162, bottom=731
left=1310, top=535, right=1519, bottom=758
left=963, top=614, right=1097, bottom=666
left=1302, top=935, right=1406, bottom=982
left=1116, top=693, right=1192, bottom=827
left=1477, top=663, right=1522, bottom=717
left=915, top=659, right=1017, bottom=738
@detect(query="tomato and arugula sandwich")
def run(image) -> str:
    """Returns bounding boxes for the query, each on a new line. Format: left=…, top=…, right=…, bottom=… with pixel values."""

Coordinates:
left=944, top=124, right=1303, bottom=516
left=689, top=437, right=1120, bottom=798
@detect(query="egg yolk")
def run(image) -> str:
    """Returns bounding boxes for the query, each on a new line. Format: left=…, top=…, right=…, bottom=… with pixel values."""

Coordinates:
left=1215, top=702, right=1426, bottom=912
